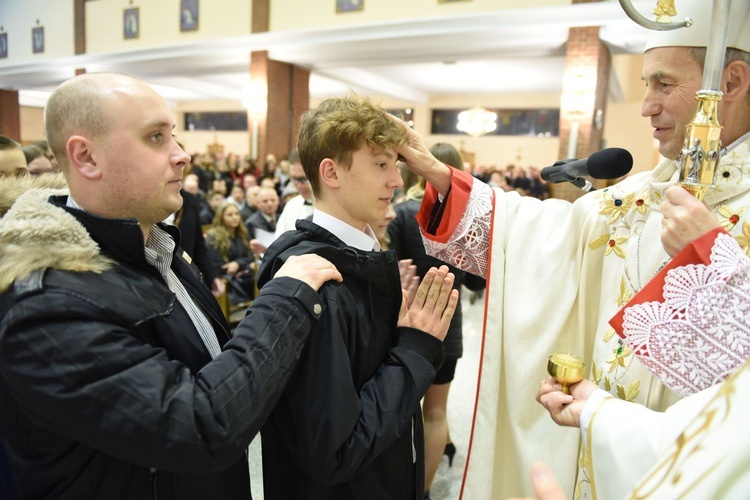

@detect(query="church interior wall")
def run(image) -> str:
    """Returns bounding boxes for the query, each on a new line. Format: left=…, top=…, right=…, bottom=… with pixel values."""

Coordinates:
left=85, top=0, right=252, bottom=53
left=270, top=0, right=570, bottom=31
left=5, top=0, right=657, bottom=174
left=0, top=0, right=74, bottom=62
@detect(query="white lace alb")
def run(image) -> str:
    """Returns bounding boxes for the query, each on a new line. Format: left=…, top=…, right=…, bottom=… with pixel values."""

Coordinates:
left=422, top=180, right=493, bottom=278
left=622, top=232, right=750, bottom=396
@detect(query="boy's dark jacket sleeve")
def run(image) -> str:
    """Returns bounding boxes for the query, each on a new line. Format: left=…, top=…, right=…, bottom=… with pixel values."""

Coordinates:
left=259, top=230, right=444, bottom=485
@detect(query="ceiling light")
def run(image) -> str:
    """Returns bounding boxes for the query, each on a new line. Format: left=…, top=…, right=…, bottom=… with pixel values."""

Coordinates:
left=457, top=106, right=497, bottom=137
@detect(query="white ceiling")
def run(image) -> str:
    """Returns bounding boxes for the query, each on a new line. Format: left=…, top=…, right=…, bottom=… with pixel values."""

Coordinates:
left=0, top=1, right=656, bottom=108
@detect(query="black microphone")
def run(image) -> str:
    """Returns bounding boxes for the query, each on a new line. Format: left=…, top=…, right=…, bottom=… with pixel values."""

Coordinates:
left=540, top=148, right=633, bottom=191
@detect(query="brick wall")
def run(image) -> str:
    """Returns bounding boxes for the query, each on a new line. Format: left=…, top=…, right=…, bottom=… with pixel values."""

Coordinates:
left=552, top=22, right=611, bottom=202
left=0, top=90, right=21, bottom=141
left=75, top=0, right=85, bottom=54
left=249, top=50, right=310, bottom=163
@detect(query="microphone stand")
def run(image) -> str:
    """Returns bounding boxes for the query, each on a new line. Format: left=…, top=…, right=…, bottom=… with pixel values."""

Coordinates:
left=553, top=174, right=595, bottom=192
left=577, top=179, right=595, bottom=192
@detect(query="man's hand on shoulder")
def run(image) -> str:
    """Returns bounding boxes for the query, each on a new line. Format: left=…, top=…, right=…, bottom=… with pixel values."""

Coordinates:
left=397, top=265, right=458, bottom=340
left=274, top=254, right=342, bottom=291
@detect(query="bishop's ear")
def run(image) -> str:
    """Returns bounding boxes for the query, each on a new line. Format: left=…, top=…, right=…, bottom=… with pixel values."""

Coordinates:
left=66, top=135, right=102, bottom=180
left=722, top=60, right=750, bottom=103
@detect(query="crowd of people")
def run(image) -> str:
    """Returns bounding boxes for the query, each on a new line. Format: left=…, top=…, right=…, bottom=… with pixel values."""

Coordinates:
left=0, top=1, right=748, bottom=498
left=0, top=136, right=56, bottom=178
left=471, top=163, right=549, bottom=199
left=171, top=140, right=505, bottom=315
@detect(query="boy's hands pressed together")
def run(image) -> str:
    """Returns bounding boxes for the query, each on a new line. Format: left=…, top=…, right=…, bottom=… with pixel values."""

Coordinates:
left=397, top=265, right=459, bottom=341
left=398, top=258, right=419, bottom=307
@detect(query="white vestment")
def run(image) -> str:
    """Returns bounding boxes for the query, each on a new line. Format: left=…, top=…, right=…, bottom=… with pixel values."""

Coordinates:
left=583, top=229, right=750, bottom=498
left=416, top=137, right=750, bottom=498
left=586, top=355, right=750, bottom=499
left=274, top=194, right=314, bottom=238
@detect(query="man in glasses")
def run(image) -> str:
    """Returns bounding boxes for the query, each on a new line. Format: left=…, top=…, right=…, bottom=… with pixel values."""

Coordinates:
left=275, top=150, right=315, bottom=237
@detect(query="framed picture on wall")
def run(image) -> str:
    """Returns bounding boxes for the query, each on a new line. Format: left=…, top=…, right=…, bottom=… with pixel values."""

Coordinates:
left=123, top=7, right=140, bottom=40
left=180, top=0, right=199, bottom=32
left=32, top=26, right=44, bottom=54
left=0, top=33, right=7, bottom=59
left=336, top=0, right=364, bottom=13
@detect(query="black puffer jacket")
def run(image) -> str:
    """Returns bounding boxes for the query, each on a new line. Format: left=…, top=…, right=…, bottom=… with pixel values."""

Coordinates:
left=257, top=220, right=444, bottom=500
left=388, top=198, right=486, bottom=359
left=0, top=184, right=324, bottom=499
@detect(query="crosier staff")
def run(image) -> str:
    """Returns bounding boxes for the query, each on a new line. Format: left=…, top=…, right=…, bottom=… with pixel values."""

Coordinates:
left=545, top=0, right=734, bottom=422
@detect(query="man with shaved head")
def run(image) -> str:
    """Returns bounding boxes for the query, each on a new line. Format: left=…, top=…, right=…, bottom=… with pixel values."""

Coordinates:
left=0, top=72, right=342, bottom=499
left=246, top=186, right=279, bottom=235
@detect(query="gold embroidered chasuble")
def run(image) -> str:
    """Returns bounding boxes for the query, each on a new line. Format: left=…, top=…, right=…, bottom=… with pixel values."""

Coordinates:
left=588, top=354, right=750, bottom=499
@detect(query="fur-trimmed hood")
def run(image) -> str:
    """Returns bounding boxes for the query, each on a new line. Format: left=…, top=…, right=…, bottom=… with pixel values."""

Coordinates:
left=0, top=173, right=113, bottom=292
left=0, top=172, right=67, bottom=217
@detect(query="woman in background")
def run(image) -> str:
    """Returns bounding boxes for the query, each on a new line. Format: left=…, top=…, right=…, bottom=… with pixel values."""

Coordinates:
left=22, top=145, right=54, bottom=175
left=205, top=202, right=256, bottom=305
left=372, top=201, right=397, bottom=251
left=388, top=143, right=486, bottom=499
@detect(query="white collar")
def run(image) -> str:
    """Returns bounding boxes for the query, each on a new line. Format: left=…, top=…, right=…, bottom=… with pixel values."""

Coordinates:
left=726, top=131, right=750, bottom=154
left=312, top=209, right=380, bottom=252
left=260, top=211, right=275, bottom=224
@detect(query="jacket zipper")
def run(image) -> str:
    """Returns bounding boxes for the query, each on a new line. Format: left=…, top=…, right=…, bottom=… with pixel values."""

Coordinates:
left=150, top=467, right=158, bottom=500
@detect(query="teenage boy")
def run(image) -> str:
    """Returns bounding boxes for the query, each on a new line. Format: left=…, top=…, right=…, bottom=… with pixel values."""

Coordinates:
left=257, top=96, right=459, bottom=499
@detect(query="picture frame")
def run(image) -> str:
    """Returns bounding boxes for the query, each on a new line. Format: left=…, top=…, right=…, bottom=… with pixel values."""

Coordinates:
left=32, top=26, right=44, bottom=54
left=123, top=7, right=140, bottom=40
left=0, top=33, right=7, bottom=59
left=336, top=0, right=364, bottom=13
left=180, top=0, right=199, bottom=32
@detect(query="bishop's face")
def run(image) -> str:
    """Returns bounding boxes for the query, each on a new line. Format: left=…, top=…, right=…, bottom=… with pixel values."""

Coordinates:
left=640, top=47, right=703, bottom=160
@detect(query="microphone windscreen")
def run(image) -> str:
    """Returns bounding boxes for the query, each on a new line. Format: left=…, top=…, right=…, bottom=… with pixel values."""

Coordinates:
left=587, top=148, right=633, bottom=179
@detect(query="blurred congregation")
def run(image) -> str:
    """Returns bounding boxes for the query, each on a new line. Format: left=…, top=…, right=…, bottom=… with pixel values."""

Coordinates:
left=147, top=145, right=544, bottom=315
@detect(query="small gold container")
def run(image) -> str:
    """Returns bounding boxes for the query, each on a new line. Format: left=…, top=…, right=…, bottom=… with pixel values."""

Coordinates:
left=547, top=353, right=585, bottom=395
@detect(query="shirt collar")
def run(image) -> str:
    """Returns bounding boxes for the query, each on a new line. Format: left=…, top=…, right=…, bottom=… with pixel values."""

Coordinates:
left=260, top=212, right=275, bottom=224
left=66, top=195, right=83, bottom=211
left=727, top=131, right=750, bottom=154
left=312, top=209, right=380, bottom=251
left=66, top=195, right=168, bottom=259
left=144, top=225, right=176, bottom=270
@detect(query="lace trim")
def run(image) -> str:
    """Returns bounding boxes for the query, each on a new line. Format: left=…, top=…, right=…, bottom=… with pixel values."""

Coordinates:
left=622, top=232, right=750, bottom=396
left=422, top=180, right=492, bottom=277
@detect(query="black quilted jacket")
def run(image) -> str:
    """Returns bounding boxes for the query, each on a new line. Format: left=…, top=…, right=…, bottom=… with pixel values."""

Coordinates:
left=0, top=191, right=323, bottom=499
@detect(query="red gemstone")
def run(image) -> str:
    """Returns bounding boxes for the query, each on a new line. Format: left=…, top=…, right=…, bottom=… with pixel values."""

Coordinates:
left=608, top=239, right=616, bottom=247
left=730, top=215, right=740, bottom=224
left=636, top=199, right=644, bottom=206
